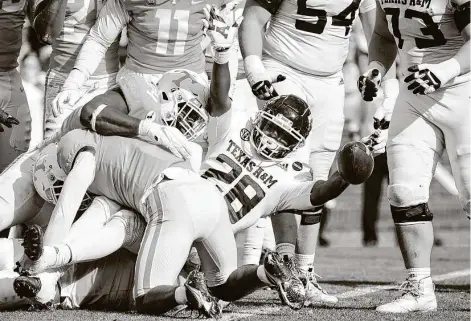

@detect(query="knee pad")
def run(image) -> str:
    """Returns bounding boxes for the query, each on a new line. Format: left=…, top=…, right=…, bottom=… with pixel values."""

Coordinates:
left=391, top=203, right=433, bottom=224
left=110, top=210, right=145, bottom=253
left=388, top=183, right=429, bottom=207
left=300, top=206, right=323, bottom=225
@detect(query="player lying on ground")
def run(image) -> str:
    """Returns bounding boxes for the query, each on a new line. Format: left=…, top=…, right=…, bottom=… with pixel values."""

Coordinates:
left=358, top=0, right=470, bottom=314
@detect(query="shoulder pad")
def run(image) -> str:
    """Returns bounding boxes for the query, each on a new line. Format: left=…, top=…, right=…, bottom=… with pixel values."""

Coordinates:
left=254, top=0, right=283, bottom=15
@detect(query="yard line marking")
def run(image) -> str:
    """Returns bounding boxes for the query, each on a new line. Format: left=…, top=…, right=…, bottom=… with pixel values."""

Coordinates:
left=338, top=268, right=470, bottom=299
left=221, top=268, right=470, bottom=321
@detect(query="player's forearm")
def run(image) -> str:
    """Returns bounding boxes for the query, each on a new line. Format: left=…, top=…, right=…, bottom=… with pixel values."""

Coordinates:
left=80, top=103, right=141, bottom=137
left=43, top=151, right=96, bottom=246
left=33, top=0, right=67, bottom=45
left=309, top=172, right=350, bottom=206
left=368, top=31, right=397, bottom=78
left=208, top=58, right=232, bottom=117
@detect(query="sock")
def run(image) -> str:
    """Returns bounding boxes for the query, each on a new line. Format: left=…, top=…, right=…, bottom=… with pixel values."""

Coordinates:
left=174, top=286, right=187, bottom=305
left=242, top=222, right=266, bottom=265
left=256, top=265, right=270, bottom=285
left=209, top=265, right=265, bottom=301
left=295, top=253, right=315, bottom=272
left=276, top=243, right=295, bottom=259
left=44, top=244, right=72, bottom=268
left=407, top=268, right=431, bottom=281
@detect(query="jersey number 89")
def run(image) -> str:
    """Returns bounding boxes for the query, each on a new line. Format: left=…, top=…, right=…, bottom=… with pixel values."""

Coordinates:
left=202, top=154, right=265, bottom=223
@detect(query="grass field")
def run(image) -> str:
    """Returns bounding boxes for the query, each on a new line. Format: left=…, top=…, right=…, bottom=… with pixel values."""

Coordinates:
left=1, top=158, right=469, bottom=321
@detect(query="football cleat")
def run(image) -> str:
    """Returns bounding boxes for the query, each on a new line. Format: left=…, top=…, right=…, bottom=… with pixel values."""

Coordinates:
left=22, top=225, right=44, bottom=262
left=376, top=276, right=437, bottom=313
left=263, top=251, right=306, bottom=310
left=184, top=270, right=223, bottom=318
left=299, top=268, right=338, bottom=306
left=13, top=275, right=41, bottom=298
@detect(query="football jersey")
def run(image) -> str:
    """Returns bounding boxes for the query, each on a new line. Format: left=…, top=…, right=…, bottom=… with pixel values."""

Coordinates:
left=201, top=111, right=315, bottom=230
left=378, top=0, right=469, bottom=86
left=263, top=0, right=376, bottom=76
left=0, top=0, right=29, bottom=70
left=49, top=0, right=120, bottom=75
left=57, top=129, right=194, bottom=216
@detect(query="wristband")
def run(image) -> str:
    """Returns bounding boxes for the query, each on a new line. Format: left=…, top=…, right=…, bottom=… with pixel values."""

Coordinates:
left=244, top=55, right=266, bottom=85
left=213, top=48, right=231, bottom=64
left=435, top=58, right=461, bottom=85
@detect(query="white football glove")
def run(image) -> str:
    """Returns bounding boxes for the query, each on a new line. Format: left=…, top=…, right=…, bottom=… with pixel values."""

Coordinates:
left=357, top=68, right=382, bottom=102
left=138, top=120, right=192, bottom=160
left=51, top=88, right=81, bottom=117
left=361, top=107, right=391, bottom=156
left=203, top=0, right=243, bottom=52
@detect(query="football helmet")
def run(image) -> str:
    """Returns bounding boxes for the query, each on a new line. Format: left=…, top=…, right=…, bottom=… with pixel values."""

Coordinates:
left=250, top=94, right=312, bottom=160
left=156, top=69, right=210, bottom=141
left=33, top=143, right=92, bottom=211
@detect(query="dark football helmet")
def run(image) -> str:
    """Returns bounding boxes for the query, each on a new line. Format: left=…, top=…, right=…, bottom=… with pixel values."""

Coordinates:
left=250, top=94, right=312, bottom=160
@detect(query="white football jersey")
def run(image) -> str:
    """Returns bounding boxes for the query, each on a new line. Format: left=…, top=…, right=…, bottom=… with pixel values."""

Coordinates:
left=263, top=0, right=376, bottom=76
left=379, top=0, right=469, bottom=86
left=201, top=110, right=315, bottom=230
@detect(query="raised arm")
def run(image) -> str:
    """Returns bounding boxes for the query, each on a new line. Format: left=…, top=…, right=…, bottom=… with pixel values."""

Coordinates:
left=32, top=0, right=67, bottom=44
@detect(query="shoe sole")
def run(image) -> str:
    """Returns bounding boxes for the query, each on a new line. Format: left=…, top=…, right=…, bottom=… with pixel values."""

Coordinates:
left=13, top=276, right=41, bottom=298
left=22, top=225, right=43, bottom=261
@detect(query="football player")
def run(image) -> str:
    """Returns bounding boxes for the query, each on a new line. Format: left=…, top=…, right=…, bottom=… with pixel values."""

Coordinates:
left=50, top=0, right=239, bottom=134
left=238, top=0, right=399, bottom=305
left=359, top=0, right=470, bottom=313
left=0, top=0, right=38, bottom=171
left=35, top=0, right=121, bottom=142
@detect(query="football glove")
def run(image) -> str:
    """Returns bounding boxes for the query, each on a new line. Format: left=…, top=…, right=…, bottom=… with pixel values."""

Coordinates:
left=0, top=109, right=19, bottom=132
left=361, top=107, right=391, bottom=156
left=203, top=0, right=243, bottom=52
left=403, top=62, right=460, bottom=95
left=357, top=69, right=381, bottom=102
left=138, top=120, right=192, bottom=160
left=51, top=88, right=81, bottom=117
left=250, top=73, right=286, bottom=100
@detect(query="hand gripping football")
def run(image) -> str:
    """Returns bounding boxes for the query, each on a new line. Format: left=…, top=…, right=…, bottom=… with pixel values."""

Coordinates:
left=337, top=141, right=374, bottom=185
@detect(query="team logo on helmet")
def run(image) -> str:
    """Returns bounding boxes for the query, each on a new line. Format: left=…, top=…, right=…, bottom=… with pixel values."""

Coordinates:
left=155, top=69, right=210, bottom=141
left=240, top=128, right=250, bottom=141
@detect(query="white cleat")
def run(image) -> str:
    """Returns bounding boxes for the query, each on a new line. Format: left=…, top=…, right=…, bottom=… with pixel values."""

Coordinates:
left=300, top=268, right=338, bottom=305
left=376, top=276, right=437, bottom=313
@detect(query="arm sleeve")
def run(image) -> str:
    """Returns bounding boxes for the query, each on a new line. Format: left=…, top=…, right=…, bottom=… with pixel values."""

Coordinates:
left=57, top=129, right=98, bottom=174
left=359, top=0, right=376, bottom=14
left=73, top=0, right=129, bottom=78
left=206, top=108, right=233, bottom=153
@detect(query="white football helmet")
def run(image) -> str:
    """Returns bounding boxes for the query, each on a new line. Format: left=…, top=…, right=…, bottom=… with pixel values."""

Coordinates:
left=156, top=69, right=210, bottom=141
left=33, top=143, right=92, bottom=211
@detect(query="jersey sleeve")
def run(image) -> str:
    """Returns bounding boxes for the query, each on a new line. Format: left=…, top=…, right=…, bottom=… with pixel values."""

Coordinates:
left=253, top=0, right=283, bottom=15
left=206, top=108, right=233, bottom=154
left=57, top=129, right=99, bottom=174
left=73, top=0, right=129, bottom=77
left=274, top=180, right=315, bottom=213
left=359, top=0, right=376, bottom=13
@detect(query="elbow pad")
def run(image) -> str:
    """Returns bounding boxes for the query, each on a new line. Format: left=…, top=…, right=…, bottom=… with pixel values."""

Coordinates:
left=454, top=1, right=470, bottom=33
left=254, top=0, right=283, bottom=14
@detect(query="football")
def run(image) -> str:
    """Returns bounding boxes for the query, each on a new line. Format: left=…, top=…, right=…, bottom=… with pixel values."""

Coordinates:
left=337, top=141, right=375, bottom=185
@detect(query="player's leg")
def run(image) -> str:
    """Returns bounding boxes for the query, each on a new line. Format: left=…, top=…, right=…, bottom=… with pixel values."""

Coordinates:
left=0, top=70, right=23, bottom=171
left=133, top=180, right=197, bottom=316
left=376, top=89, right=442, bottom=313
left=297, top=74, right=345, bottom=305
left=439, top=82, right=471, bottom=218
left=0, top=151, right=45, bottom=232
